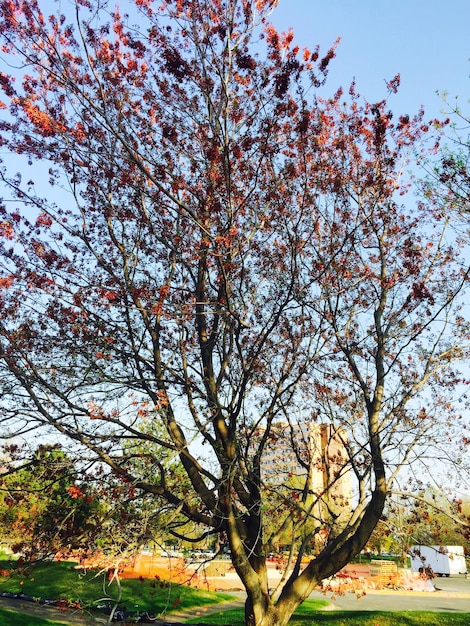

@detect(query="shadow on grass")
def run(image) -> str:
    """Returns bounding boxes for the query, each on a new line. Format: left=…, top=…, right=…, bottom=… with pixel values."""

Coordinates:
left=0, top=606, right=68, bottom=626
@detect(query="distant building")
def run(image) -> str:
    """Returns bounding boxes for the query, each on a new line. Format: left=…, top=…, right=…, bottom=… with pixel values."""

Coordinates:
left=252, top=422, right=352, bottom=522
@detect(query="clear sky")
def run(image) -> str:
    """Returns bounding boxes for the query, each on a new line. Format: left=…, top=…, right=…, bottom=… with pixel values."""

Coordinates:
left=270, top=0, right=470, bottom=122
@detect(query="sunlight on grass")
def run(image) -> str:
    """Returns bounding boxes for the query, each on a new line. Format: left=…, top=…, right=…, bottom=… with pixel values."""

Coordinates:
left=0, top=556, right=233, bottom=616
left=185, top=608, right=470, bottom=626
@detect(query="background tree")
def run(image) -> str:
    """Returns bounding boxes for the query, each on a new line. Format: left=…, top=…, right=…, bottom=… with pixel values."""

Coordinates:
left=367, top=491, right=470, bottom=565
left=0, top=1, right=470, bottom=625
left=0, top=444, right=98, bottom=561
left=400, top=488, right=470, bottom=550
left=0, top=442, right=173, bottom=570
left=421, top=92, right=469, bottom=214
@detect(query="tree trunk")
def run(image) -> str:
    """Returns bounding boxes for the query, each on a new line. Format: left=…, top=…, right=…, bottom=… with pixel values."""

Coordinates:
left=244, top=595, right=293, bottom=626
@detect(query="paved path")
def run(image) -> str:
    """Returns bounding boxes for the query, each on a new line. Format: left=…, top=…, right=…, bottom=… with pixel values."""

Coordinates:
left=0, top=595, right=106, bottom=624
left=161, top=594, right=246, bottom=624
left=310, top=575, right=470, bottom=612
left=310, top=588, right=470, bottom=612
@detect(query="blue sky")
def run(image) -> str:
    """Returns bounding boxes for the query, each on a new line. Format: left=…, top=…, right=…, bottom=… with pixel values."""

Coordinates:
left=270, top=0, right=470, bottom=122
left=271, top=1, right=470, bottom=479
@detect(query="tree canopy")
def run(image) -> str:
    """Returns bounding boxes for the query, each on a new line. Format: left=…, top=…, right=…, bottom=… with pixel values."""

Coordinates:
left=0, top=1, right=469, bottom=624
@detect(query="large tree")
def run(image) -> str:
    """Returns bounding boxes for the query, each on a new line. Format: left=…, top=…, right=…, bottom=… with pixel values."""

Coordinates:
left=0, top=1, right=469, bottom=624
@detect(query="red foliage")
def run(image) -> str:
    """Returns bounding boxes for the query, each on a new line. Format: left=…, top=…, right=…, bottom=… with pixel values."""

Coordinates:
left=66, top=484, right=86, bottom=500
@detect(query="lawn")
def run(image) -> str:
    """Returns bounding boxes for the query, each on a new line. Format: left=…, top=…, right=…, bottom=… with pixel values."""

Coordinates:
left=0, top=606, right=69, bottom=626
left=0, top=554, right=233, bottom=617
left=185, top=600, right=470, bottom=625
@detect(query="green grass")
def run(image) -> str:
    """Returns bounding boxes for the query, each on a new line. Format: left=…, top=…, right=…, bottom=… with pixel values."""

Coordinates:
left=0, top=556, right=233, bottom=616
left=185, top=601, right=470, bottom=625
left=186, top=611, right=470, bottom=626
left=289, top=613, right=470, bottom=626
left=0, top=607, right=68, bottom=626
left=185, top=599, right=327, bottom=625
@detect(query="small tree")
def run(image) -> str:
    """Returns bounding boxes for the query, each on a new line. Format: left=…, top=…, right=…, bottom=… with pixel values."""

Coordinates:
left=1, top=1, right=469, bottom=624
